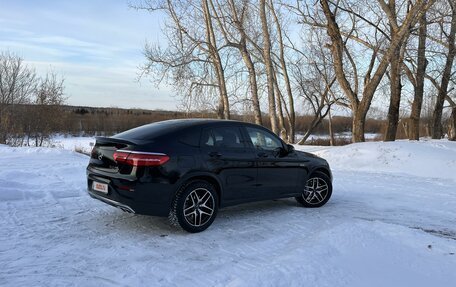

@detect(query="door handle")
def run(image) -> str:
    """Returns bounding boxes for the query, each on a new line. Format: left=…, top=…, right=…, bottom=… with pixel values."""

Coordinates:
left=257, top=152, right=268, bottom=158
left=209, top=151, right=222, bottom=158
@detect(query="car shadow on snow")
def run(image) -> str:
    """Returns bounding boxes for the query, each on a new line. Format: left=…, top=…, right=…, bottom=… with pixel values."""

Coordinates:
left=86, top=198, right=338, bottom=236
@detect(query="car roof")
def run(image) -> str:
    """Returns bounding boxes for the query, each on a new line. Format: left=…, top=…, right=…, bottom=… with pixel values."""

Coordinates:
left=147, top=118, right=257, bottom=129
left=112, top=118, right=261, bottom=141
left=160, top=118, right=243, bottom=124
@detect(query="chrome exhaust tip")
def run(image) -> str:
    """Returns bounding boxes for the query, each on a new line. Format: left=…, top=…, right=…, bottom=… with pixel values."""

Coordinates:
left=119, top=206, right=134, bottom=213
left=88, top=191, right=136, bottom=214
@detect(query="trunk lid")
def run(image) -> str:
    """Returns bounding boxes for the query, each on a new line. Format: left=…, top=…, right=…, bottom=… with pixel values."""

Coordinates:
left=89, top=137, right=138, bottom=174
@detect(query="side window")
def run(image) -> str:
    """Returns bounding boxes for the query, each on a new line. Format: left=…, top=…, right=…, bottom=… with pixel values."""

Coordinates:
left=201, top=127, right=245, bottom=149
left=246, top=127, right=282, bottom=151
left=178, top=128, right=201, bottom=147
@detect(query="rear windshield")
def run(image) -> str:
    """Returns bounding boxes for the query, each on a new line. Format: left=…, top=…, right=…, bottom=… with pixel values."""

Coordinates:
left=113, top=121, right=181, bottom=140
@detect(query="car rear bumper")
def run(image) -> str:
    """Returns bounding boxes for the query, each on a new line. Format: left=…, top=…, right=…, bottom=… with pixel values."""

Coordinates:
left=86, top=169, right=174, bottom=217
left=88, top=190, right=136, bottom=213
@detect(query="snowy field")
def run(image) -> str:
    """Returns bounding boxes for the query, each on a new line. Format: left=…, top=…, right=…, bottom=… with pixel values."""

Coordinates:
left=51, top=135, right=95, bottom=155
left=298, top=132, right=381, bottom=143
left=1, top=139, right=455, bottom=286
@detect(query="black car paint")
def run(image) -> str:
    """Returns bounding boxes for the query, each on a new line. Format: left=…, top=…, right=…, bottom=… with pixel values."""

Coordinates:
left=86, top=119, right=332, bottom=216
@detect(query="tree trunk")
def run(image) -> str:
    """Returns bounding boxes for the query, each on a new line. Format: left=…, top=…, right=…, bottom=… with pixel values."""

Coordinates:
left=352, top=111, right=366, bottom=142
left=270, top=0, right=295, bottom=142
left=384, top=44, right=402, bottom=141
left=260, top=0, right=278, bottom=134
left=432, top=4, right=456, bottom=138
left=240, top=45, right=262, bottom=125
left=409, top=13, right=427, bottom=140
left=217, top=64, right=230, bottom=120
left=402, top=120, right=409, bottom=139
left=297, top=97, right=331, bottom=145
left=384, top=0, right=402, bottom=141
left=328, top=107, right=335, bottom=146
left=274, top=82, right=287, bottom=140
left=224, top=0, right=262, bottom=125
left=448, top=106, right=456, bottom=141
left=202, top=0, right=230, bottom=119
left=216, top=96, right=224, bottom=119
left=297, top=114, right=325, bottom=145
left=0, top=109, right=4, bottom=144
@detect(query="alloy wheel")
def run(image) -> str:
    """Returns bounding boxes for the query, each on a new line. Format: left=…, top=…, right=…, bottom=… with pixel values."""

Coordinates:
left=302, top=177, right=329, bottom=205
left=183, top=188, right=215, bottom=227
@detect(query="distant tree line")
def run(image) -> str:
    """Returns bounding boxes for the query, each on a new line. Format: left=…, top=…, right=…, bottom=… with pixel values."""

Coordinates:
left=133, top=0, right=456, bottom=142
left=3, top=103, right=387, bottom=142
left=0, top=51, right=66, bottom=146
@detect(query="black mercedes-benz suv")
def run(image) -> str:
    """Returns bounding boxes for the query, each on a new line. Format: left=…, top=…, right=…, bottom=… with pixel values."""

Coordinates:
left=87, top=119, right=332, bottom=232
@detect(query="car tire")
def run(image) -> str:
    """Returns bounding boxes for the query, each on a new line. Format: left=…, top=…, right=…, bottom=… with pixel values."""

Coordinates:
left=169, top=180, right=219, bottom=233
left=295, top=171, right=332, bottom=208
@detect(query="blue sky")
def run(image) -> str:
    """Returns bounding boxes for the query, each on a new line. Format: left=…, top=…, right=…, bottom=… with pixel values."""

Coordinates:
left=0, top=0, right=175, bottom=110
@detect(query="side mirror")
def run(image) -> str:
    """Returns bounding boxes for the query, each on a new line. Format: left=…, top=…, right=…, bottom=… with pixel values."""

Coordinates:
left=286, top=144, right=295, bottom=154
left=274, top=144, right=294, bottom=157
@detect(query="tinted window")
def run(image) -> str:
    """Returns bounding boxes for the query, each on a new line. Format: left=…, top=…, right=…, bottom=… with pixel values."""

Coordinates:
left=179, top=129, right=201, bottom=147
left=201, top=127, right=245, bottom=149
left=113, top=122, right=174, bottom=140
left=246, top=127, right=282, bottom=151
left=113, top=120, right=196, bottom=140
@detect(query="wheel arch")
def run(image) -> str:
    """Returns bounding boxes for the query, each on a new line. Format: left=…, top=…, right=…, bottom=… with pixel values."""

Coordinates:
left=310, top=167, right=332, bottom=181
left=174, top=172, right=223, bottom=206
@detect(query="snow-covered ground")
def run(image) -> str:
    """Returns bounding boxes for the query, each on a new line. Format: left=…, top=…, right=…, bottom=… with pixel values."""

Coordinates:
left=296, top=132, right=381, bottom=143
left=51, top=135, right=95, bottom=155
left=1, top=140, right=455, bottom=286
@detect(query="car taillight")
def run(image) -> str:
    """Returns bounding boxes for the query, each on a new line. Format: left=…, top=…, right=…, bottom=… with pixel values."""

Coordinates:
left=113, top=151, right=170, bottom=167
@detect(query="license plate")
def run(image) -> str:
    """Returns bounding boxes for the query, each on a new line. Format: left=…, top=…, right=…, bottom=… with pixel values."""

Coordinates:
left=92, top=181, right=108, bottom=194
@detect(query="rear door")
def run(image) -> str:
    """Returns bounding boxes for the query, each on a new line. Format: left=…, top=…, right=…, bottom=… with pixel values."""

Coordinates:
left=200, top=125, right=257, bottom=203
left=243, top=126, right=301, bottom=197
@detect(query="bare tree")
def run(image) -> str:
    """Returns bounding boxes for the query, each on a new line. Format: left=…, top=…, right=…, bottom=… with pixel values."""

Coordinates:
left=269, top=0, right=296, bottom=142
left=447, top=95, right=456, bottom=140
left=0, top=51, right=37, bottom=143
left=26, top=72, right=66, bottom=146
left=202, top=0, right=231, bottom=119
left=384, top=1, right=410, bottom=141
left=408, top=12, right=427, bottom=140
left=210, top=0, right=263, bottom=125
left=133, top=0, right=231, bottom=118
left=295, top=72, right=337, bottom=144
left=318, top=0, right=435, bottom=142
left=260, top=0, right=279, bottom=134
left=431, top=0, right=456, bottom=138
left=285, top=25, right=342, bottom=144
left=125, top=0, right=456, bottom=146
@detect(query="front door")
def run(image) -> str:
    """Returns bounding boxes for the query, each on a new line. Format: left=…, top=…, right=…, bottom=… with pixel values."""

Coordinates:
left=243, top=126, right=301, bottom=198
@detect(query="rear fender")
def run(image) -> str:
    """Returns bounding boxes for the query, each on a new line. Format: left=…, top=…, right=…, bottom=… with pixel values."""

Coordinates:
left=171, top=171, right=223, bottom=203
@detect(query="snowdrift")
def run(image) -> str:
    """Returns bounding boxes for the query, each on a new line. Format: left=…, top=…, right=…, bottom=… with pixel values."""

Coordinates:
left=296, top=140, right=456, bottom=181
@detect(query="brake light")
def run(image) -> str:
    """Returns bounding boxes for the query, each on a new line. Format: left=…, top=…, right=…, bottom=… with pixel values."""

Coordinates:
left=113, top=151, right=169, bottom=167
left=113, top=151, right=129, bottom=163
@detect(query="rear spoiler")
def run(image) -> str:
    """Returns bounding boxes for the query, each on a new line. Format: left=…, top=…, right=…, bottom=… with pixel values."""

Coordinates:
left=95, top=136, right=145, bottom=146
